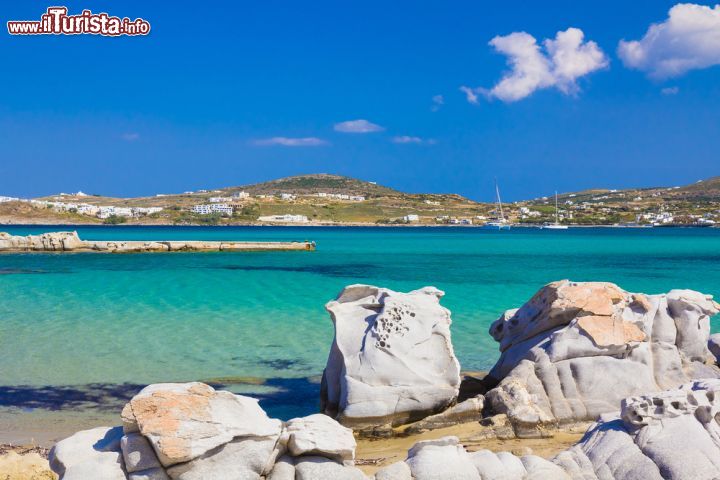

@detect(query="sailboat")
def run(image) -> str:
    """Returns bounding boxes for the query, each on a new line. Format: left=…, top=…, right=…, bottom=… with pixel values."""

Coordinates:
left=483, top=181, right=511, bottom=230
left=542, top=191, right=568, bottom=230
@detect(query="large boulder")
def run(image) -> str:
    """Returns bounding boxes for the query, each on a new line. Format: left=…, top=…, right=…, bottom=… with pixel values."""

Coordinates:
left=284, top=413, right=356, bottom=464
left=321, top=285, right=461, bottom=431
left=553, top=379, right=720, bottom=480
left=120, top=383, right=283, bottom=470
left=49, top=426, right=127, bottom=480
left=51, top=382, right=366, bottom=480
left=485, top=280, right=720, bottom=436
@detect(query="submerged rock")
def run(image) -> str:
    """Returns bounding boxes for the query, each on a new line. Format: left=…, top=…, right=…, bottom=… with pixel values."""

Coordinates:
left=485, top=280, right=720, bottom=436
left=321, top=284, right=461, bottom=431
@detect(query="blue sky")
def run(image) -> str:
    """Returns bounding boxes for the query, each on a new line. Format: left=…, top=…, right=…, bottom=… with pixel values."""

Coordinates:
left=2, top=1, right=720, bottom=201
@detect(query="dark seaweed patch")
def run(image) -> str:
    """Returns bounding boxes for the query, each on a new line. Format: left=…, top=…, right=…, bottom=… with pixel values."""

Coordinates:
left=0, top=383, right=144, bottom=411
left=0, top=376, right=322, bottom=420
left=217, top=263, right=379, bottom=278
left=257, top=358, right=305, bottom=370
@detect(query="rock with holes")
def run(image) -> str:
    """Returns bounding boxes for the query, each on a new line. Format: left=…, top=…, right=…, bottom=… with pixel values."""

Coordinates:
left=321, top=285, right=461, bottom=431
left=121, top=383, right=282, bottom=467
left=48, top=426, right=127, bottom=480
left=485, top=280, right=720, bottom=436
left=552, top=379, right=720, bottom=479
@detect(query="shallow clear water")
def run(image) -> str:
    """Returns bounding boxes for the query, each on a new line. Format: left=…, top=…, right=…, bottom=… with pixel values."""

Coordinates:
left=1, top=225, right=719, bottom=420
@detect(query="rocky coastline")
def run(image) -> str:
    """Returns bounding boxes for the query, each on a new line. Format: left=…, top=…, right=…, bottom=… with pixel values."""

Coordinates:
left=39, top=280, right=720, bottom=478
left=0, top=231, right=315, bottom=253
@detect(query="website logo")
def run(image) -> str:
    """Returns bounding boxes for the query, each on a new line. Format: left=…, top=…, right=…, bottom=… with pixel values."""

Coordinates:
left=7, top=7, right=150, bottom=36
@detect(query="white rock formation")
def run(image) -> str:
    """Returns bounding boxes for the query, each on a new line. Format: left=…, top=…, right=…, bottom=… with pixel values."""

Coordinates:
left=49, top=426, right=127, bottom=480
left=321, top=285, right=461, bottom=430
left=52, top=383, right=365, bottom=480
left=0, top=231, right=314, bottom=252
left=555, top=379, right=720, bottom=480
left=485, top=280, right=720, bottom=436
left=374, top=435, right=571, bottom=480
left=120, top=383, right=282, bottom=468
left=405, top=437, right=479, bottom=480
left=284, top=413, right=356, bottom=464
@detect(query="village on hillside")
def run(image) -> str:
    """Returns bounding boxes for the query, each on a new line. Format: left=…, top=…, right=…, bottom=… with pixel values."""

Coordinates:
left=1, top=174, right=719, bottom=227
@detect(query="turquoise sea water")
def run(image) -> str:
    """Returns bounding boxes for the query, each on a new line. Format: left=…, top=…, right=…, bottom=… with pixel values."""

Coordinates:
left=1, top=225, right=720, bottom=422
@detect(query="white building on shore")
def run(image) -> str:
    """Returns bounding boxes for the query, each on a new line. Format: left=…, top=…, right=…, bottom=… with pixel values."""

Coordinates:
left=192, top=204, right=233, bottom=215
left=257, top=214, right=309, bottom=223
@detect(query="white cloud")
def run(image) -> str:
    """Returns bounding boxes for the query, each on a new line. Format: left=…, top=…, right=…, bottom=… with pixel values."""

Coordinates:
left=252, top=137, right=328, bottom=147
left=618, top=3, right=720, bottom=79
left=333, top=119, right=384, bottom=133
left=431, top=94, right=444, bottom=111
left=459, top=86, right=480, bottom=104
left=121, top=132, right=140, bottom=141
left=392, top=136, right=437, bottom=145
left=467, top=27, right=608, bottom=103
left=662, top=86, right=680, bottom=95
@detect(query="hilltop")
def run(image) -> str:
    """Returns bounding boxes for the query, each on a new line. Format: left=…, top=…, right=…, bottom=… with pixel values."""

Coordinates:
left=226, top=174, right=400, bottom=197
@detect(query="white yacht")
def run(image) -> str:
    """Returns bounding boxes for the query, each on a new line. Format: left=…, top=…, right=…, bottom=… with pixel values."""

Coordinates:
left=484, top=181, right=511, bottom=230
left=542, top=191, right=568, bottom=230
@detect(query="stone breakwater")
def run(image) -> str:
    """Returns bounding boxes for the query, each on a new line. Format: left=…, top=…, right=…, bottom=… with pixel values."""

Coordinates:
left=48, top=280, right=720, bottom=479
left=0, top=231, right=315, bottom=253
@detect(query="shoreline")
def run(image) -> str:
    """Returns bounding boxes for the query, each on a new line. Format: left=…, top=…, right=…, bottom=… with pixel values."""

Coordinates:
left=0, top=222, right=717, bottom=228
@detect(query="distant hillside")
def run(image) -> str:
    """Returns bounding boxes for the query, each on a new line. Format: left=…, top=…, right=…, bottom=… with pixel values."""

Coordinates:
left=673, top=176, right=720, bottom=200
left=227, top=174, right=399, bottom=197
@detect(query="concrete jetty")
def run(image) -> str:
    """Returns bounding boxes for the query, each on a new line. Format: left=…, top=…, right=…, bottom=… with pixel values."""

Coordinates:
left=0, top=231, right=315, bottom=253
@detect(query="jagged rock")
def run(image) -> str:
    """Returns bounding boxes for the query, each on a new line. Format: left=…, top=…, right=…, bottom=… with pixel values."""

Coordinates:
left=321, top=285, right=461, bottom=431
left=403, top=395, right=484, bottom=434
left=0, top=231, right=84, bottom=251
left=294, top=456, right=368, bottom=480
left=284, top=414, right=356, bottom=464
left=405, top=436, right=479, bottom=480
left=121, top=383, right=282, bottom=466
left=709, top=333, right=720, bottom=363
left=552, top=379, right=720, bottom=479
left=486, top=280, right=720, bottom=436
left=49, top=426, right=127, bottom=480
left=121, top=433, right=163, bottom=473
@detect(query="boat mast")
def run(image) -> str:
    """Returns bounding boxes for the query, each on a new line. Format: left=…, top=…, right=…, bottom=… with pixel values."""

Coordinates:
left=496, top=181, right=505, bottom=222
left=555, top=191, right=559, bottom=225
